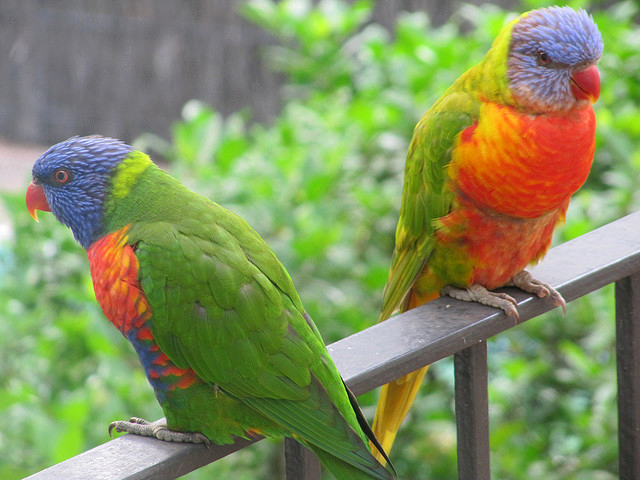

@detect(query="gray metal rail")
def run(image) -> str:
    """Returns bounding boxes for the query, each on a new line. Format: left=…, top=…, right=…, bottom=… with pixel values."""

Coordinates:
left=26, top=211, right=640, bottom=479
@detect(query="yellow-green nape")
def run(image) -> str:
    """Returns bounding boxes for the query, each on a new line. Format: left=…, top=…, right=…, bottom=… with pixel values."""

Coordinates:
left=491, top=13, right=522, bottom=62
left=111, top=151, right=153, bottom=200
left=476, top=13, right=523, bottom=102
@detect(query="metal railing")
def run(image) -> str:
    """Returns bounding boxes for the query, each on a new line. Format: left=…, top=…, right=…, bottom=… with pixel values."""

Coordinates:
left=25, top=211, right=640, bottom=480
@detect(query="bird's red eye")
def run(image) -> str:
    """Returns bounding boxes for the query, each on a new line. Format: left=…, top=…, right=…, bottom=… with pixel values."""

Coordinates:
left=538, top=51, right=550, bottom=64
left=54, top=169, right=69, bottom=184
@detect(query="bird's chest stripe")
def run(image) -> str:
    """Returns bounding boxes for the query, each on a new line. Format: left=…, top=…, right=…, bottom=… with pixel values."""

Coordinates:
left=450, top=102, right=596, bottom=218
left=87, top=228, right=198, bottom=391
left=87, top=228, right=148, bottom=333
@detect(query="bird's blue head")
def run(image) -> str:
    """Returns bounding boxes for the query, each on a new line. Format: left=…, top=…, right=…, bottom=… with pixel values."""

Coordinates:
left=507, top=6, right=603, bottom=112
left=26, top=136, right=134, bottom=249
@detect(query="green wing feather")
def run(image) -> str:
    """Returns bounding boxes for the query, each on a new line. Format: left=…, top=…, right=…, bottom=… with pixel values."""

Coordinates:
left=122, top=168, right=393, bottom=479
left=131, top=213, right=321, bottom=401
left=378, top=19, right=520, bottom=321
left=379, top=88, right=477, bottom=321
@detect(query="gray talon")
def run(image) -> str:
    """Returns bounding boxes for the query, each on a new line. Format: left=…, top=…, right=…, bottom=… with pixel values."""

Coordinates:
left=440, top=271, right=566, bottom=320
left=108, top=417, right=210, bottom=446
left=507, top=270, right=566, bottom=314
left=441, top=284, right=520, bottom=319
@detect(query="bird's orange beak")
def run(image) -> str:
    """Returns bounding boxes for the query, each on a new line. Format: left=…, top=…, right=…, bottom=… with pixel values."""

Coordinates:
left=570, top=64, right=600, bottom=104
left=26, top=181, right=51, bottom=222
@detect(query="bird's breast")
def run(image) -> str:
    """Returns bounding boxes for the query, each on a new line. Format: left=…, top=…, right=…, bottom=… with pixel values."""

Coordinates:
left=434, top=195, right=567, bottom=289
left=87, top=229, right=199, bottom=396
left=449, top=101, right=596, bottom=219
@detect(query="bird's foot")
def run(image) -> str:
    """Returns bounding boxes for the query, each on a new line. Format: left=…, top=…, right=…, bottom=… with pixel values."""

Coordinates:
left=441, top=284, right=519, bottom=319
left=109, top=417, right=211, bottom=446
left=506, top=270, right=566, bottom=314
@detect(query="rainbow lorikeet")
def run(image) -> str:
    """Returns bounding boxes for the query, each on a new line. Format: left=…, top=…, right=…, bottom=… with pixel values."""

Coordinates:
left=25, top=136, right=396, bottom=480
left=371, top=6, right=603, bottom=459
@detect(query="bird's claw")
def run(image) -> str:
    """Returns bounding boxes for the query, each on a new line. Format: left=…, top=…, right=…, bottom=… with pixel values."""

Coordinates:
left=109, top=417, right=211, bottom=446
left=441, top=284, right=520, bottom=319
left=441, top=271, right=566, bottom=320
left=507, top=270, right=566, bottom=315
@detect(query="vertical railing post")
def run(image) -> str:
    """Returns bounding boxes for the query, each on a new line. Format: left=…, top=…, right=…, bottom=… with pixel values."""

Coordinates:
left=284, top=438, right=321, bottom=480
left=616, top=273, right=640, bottom=480
left=454, top=340, right=491, bottom=480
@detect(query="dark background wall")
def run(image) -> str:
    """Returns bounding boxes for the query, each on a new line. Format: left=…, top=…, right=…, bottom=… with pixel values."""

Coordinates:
left=0, top=1, right=512, bottom=146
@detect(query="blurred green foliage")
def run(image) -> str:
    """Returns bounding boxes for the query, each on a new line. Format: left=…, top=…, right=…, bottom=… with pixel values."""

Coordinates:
left=1, top=1, right=639, bottom=479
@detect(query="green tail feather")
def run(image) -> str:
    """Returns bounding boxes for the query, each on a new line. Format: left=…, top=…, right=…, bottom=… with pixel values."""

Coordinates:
left=306, top=443, right=396, bottom=480
left=343, top=381, right=395, bottom=472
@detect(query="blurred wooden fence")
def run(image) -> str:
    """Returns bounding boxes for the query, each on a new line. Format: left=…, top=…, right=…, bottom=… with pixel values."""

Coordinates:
left=0, top=0, right=513, bottom=146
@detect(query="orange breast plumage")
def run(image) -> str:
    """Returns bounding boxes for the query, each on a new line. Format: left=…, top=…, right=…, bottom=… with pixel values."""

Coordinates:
left=87, top=228, right=199, bottom=392
left=449, top=101, right=596, bottom=219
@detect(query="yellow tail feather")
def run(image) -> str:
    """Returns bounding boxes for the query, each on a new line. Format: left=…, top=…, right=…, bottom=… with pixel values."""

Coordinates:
left=370, top=289, right=439, bottom=462
left=370, top=365, right=430, bottom=463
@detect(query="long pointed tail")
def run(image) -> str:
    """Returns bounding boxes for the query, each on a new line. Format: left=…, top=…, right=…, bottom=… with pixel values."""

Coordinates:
left=370, top=365, right=429, bottom=463
left=370, top=287, right=439, bottom=462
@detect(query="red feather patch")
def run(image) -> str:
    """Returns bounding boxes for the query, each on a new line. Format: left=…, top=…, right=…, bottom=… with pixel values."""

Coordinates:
left=450, top=101, right=596, bottom=219
left=87, top=228, right=198, bottom=390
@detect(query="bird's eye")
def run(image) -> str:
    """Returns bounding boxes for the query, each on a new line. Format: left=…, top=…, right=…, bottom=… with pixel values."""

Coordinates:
left=538, top=51, right=550, bottom=64
left=53, top=169, right=70, bottom=184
